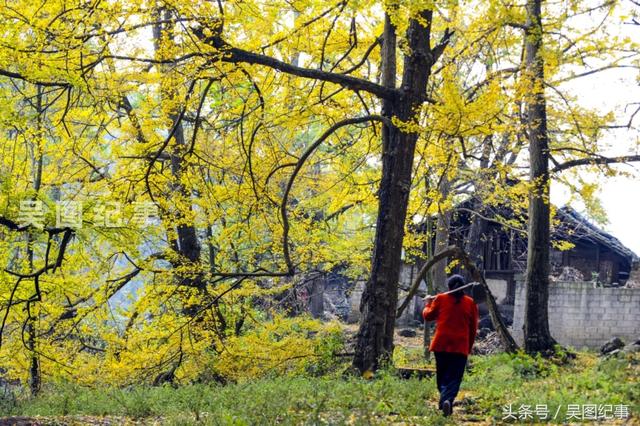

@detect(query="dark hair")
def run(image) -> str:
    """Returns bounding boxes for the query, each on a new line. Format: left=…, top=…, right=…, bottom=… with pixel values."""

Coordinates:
left=446, top=274, right=466, bottom=303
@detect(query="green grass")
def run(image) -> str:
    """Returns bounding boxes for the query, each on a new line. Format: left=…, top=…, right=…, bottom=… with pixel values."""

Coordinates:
left=463, top=350, right=639, bottom=421
left=1, top=351, right=638, bottom=425
left=2, top=373, right=444, bottom=425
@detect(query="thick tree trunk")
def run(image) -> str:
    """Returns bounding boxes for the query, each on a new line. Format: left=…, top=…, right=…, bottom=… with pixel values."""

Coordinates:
left=523, top=0, right=557, bottom=353
left=353, top=10, right=436, bottom=373
left=169, top=122, right=202, bottom=267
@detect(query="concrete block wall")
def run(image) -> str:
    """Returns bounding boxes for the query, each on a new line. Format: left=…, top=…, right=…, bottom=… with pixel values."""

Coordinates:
left=347, top=284, right=426, bottom=327
left=512, top=282, right=640, bottom=349
left=485, top=278, right=508, bottom=303
left=347, top=281, right=366, bottom=323
left=347, top=284, right=421, bottom=326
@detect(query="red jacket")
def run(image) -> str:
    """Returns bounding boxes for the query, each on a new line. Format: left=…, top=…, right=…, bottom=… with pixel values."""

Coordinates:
left=422, top=293, right=479, bottom=356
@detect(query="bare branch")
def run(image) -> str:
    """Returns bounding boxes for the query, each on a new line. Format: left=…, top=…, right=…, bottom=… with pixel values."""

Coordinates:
left=551, top=154, right=640, bottom=173
left=432, top=28, right=455, bottom=64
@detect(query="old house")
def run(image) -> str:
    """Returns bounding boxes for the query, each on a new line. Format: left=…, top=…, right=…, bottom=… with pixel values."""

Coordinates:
left=300, top=203, right=638, bottom=328
left=456, top=204, right=635, bottom=291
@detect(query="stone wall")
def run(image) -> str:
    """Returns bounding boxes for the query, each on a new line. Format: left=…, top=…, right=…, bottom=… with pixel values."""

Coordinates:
left=512, top=281, right=640, bottom=349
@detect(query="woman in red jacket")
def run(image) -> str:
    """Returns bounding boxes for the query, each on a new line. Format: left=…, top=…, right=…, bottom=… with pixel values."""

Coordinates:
left=422, top=274, right=479, bottom=417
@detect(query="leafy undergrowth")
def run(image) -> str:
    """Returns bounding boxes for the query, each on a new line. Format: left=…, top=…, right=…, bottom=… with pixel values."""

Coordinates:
left=1, top=351, right=637, bottom=425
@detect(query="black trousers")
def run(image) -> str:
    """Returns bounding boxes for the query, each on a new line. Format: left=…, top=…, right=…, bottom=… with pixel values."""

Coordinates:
left=434, top=351, right=468, bottom=409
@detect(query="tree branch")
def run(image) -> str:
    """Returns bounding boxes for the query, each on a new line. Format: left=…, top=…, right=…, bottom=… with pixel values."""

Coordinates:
left=551, top=155, right=640, bottom=173
left=0, top=68, right=71, bottom=87
left=432, top=28, right=455, bottom=64
left=280, top=115, right=391, bottom=275
left=197, top=35, right=396, bottom=99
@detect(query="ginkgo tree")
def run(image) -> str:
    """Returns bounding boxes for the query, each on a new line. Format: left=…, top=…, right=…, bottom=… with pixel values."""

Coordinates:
left=0, top=0, right=638, bottom=390
left=0, top=0, right=394, bottom=386
left=401, top=0, right=640, bottom=354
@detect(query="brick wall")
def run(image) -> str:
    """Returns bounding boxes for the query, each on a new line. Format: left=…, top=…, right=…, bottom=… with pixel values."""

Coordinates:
left=512, top=282, right=640, bottom=349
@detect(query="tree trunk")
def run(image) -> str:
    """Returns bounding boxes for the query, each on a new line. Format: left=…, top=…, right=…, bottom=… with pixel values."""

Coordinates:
left=464, top=136, right=492, bottom=277
left=153, top=11, right=203, bottom=286
left=353, top=10, right=437, bottom=373
left=523, top=0, right=557, bottom=353
left=26, top=317, right=40, bottom=395
left=431, top=178, right=451, bottom=292
left=26, top=228, right=40, bottom=395
left=464, top=199, right=488, bottom=273
left=423, top=242, right=434, bottom=362
left=26, top=85, right=44, bottom=396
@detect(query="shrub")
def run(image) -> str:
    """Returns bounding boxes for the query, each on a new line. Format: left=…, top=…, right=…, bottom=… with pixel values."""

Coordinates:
left=212, top=315, right=345, bottom=382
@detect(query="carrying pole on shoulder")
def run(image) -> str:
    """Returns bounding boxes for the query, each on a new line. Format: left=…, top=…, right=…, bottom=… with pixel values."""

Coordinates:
left=422, top=282, right=479, bottom=301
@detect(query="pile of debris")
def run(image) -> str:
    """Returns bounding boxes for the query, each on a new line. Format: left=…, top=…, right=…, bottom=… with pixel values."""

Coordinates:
left=549, top=266, right=584, bottom=282
left=478, top=304, right=513, bottom=330
left=624, top=268, right=640, bottom=288
left=472, top=329, right=504, bottom=355
left=600, top=337, right=640, bottom=357
left=624, top=280, right=640, bottom=289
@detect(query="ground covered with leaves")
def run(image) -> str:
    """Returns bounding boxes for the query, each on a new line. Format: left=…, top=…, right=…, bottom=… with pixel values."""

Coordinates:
left=1, top=350, right=638, bottom=425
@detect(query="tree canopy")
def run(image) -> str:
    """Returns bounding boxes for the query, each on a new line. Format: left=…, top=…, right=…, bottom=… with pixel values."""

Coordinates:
left=0, top=0, right=638, bottom=388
